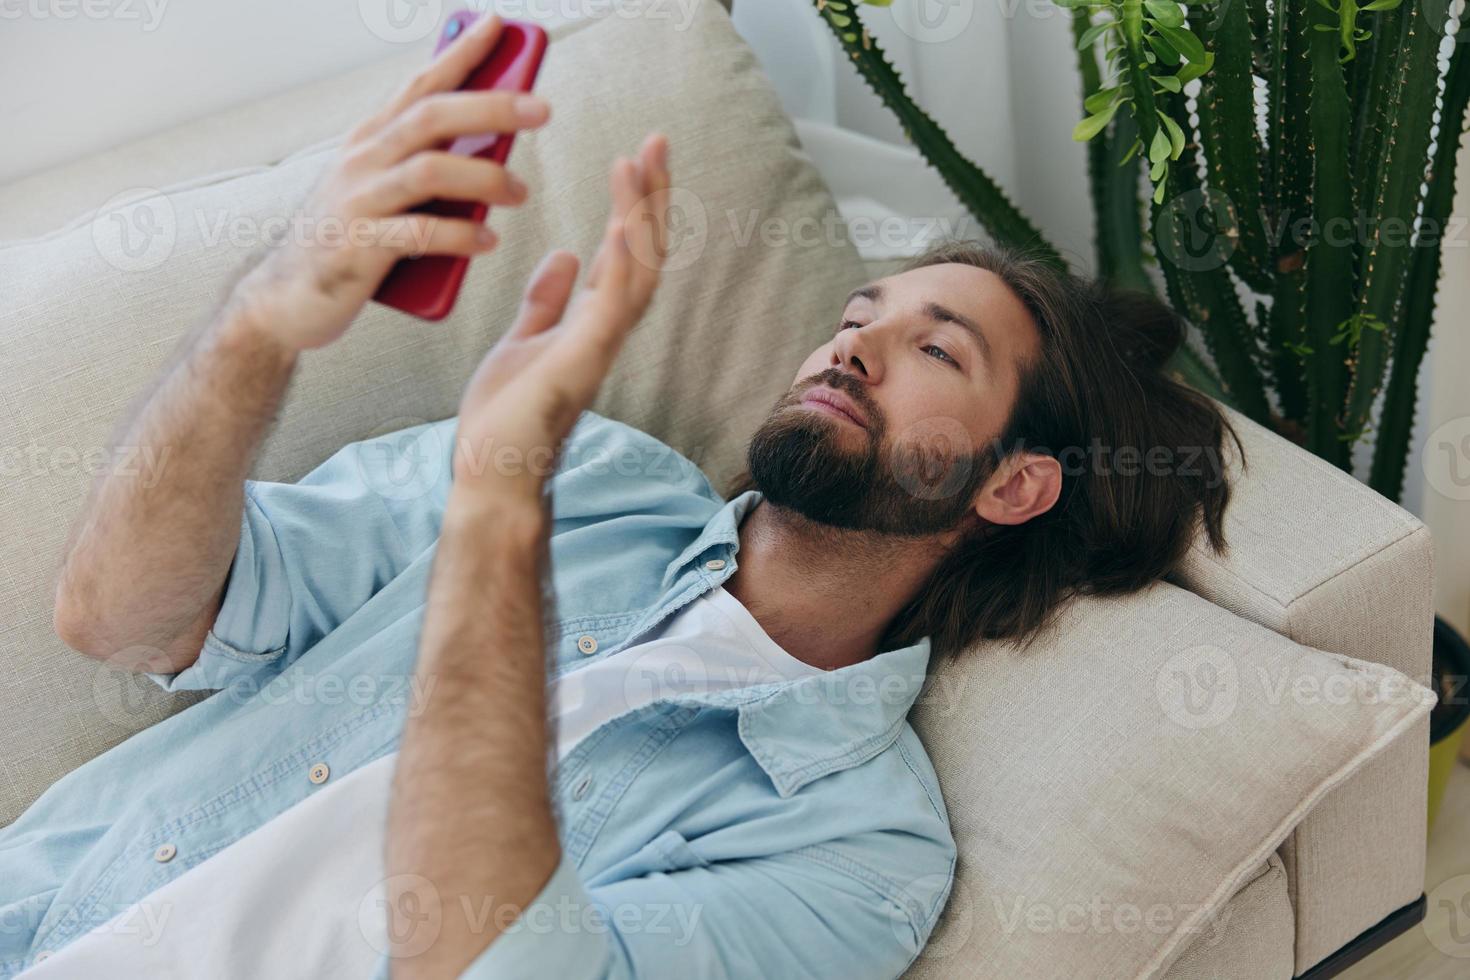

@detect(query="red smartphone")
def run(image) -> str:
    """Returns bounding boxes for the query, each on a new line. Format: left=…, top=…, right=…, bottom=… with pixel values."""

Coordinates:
left=373, top=12, right=549, bottom=321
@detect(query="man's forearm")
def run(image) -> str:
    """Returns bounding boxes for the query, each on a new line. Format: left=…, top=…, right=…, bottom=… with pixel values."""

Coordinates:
left=54, top=282, right=299, bottom=672
left=386, top=487, right=562, bottom=979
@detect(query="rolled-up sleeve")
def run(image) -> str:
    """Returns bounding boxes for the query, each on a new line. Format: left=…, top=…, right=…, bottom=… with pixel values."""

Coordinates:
left=369, top=835, right=953, bottom=980
left=147, top=418, right=456, bottom=692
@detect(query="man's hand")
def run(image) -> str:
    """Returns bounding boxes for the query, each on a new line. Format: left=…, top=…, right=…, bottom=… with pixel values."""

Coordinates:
left=448, top=131, right=671, bottom=500
left=235, top=12, right=548, bottom=351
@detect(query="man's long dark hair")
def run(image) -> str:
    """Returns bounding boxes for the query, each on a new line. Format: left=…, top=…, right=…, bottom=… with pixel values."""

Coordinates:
left=727, top=241, right=1246, bottom=658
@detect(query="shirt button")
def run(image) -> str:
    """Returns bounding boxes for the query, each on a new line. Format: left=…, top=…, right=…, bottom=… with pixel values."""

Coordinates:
left=154, top=843, right=177, bottom=863
left=704, top=558, right=726, bottom=571
left=309, top=762, right=331, bottom=785
left=572, top=775, right=594, bottom=800
left=576, top=635, right=598, bottom=655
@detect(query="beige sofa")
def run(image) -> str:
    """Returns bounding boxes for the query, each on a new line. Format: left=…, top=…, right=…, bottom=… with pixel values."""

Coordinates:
left=0, top=3, right=1434, bottom=977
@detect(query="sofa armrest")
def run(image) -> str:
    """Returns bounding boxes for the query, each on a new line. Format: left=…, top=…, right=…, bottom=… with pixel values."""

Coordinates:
left=1169, top=405, right=1434, bottom=974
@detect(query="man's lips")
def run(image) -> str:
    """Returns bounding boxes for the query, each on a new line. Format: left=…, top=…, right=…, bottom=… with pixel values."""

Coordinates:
left=798, top=387, right=868, bottom=428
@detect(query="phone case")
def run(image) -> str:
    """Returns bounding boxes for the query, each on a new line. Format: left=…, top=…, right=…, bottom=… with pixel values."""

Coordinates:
left=372, top=11, right=549, bottom=321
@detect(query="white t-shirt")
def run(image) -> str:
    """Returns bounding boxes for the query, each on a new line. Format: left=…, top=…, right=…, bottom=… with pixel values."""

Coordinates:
left=23, top=586, right=822, bottom=978
left=548, top=584, right=822, bottom=759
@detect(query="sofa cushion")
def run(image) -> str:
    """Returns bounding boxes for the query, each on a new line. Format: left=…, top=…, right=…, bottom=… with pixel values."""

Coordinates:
left=1164, top=855, right=1294, bottom=980
left=0, top=0, right=868, bottom=824
left=901, top=580, right=1431, bottom=979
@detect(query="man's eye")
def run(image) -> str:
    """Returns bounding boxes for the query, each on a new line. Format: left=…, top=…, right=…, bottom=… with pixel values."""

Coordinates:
left=923, top=344, right=958, bottom=365
left=836, top=319, right=862, bottom=334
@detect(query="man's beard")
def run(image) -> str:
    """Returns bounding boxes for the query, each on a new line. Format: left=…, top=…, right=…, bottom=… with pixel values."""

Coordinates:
left=745, top=368, right=1000, bottom=536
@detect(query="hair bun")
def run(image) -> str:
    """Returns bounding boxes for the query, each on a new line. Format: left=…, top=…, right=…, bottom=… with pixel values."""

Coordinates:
left=1099, top=287, right=1185, bottom=373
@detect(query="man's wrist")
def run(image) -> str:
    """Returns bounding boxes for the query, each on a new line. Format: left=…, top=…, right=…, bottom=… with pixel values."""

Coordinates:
left=443, top=483, right=550, bottom=550
left=215, top=282, right=299, bottom=371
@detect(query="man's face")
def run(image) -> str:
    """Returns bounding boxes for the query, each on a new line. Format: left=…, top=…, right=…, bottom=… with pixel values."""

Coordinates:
left=746, top=262, right=1041, bottom=536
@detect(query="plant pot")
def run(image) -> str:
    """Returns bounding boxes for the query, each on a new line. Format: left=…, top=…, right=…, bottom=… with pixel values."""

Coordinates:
left=1428, top=615, right=1470, bottom=833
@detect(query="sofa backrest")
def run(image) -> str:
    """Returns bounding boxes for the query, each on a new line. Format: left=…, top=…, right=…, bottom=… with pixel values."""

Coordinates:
left=0, top=0, right=867, bottom=823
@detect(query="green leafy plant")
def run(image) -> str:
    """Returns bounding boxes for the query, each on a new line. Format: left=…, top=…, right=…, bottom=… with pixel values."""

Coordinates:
left=812, top=0, right=1468, bottom=503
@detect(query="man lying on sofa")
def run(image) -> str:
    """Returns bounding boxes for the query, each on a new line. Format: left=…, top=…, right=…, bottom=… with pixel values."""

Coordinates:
left=5, top=13, right=1240, bottom=980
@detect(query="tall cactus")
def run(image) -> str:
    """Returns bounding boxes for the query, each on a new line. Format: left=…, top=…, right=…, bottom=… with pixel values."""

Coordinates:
left=825, top=0, right=1467, bottom=502
left=808, top=0, right=1063, bottom=267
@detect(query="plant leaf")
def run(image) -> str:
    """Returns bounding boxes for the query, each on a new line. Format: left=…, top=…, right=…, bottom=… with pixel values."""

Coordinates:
left=1084, top=85, right=1120, bottom=113
left=1176, top=49, right=1215, bottom=82
left=1077, top=19, right=1113, bottom=49
left=1148, top=124, right=1173, bottom=162
left=1159, top=110, right=1187, bottom=156
left=1146, top=32, right=1182, bottom=65
left=1073, top=101, right=1121, bottom=140
left=1155, top=23, right=1207, bottom=64
left=1144, top=0, right=1185, bottom=27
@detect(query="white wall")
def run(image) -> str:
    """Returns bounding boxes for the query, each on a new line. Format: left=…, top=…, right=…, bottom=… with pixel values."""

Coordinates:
left=0, top=0, right=480, bottom=184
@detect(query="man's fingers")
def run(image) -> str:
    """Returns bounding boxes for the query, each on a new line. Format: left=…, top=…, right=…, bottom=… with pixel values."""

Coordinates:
left=372, top=14, right=507, bottom=133
left=360, top=152, right=528, bottom=217
left=627, top=133, right=670, bottom=282
left=508, top=250, right=580, bottom=339
left=367, top=90, right=549, bottom=167
left=375, top=214, right=499, bottom=258
left=590, top=158, right=637, bottom=294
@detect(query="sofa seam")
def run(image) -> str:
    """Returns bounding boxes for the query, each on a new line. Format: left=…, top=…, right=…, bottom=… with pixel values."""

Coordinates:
left=1282, top=523, right=1429, bottom=620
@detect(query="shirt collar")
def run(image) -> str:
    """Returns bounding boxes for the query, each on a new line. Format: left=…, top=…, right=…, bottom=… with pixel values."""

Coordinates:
left=655, top=490, right=935, bottom=798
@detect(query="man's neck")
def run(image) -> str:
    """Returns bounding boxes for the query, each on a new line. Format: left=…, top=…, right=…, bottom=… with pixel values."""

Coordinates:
left=722, top=495, right=955, bottom=672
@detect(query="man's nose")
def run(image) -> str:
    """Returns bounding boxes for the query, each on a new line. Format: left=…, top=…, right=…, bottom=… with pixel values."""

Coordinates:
left=830, top=325, right=882, bottom=385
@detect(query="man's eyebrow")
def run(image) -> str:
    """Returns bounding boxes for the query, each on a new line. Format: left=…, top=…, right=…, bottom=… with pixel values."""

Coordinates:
left=842, top=283, right=992, bottom=365
left=923, top=301, right=992, bottom=364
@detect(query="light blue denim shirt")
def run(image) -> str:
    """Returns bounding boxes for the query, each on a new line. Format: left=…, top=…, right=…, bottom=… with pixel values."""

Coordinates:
left=0, top=410, right=956, bottom=978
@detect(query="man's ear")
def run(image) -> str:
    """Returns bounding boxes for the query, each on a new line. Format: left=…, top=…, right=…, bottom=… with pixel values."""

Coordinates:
left=973, top=452, right=1062, bottom=527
